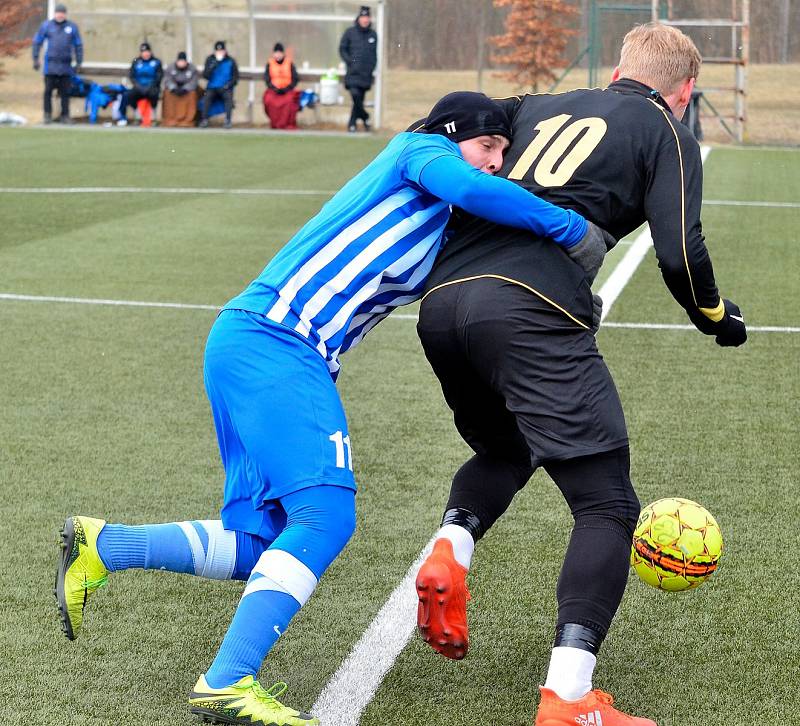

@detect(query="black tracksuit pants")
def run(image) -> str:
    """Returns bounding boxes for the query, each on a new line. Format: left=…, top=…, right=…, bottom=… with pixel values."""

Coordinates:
left=201, top=87, right=233, bottom=122
left=44, top=74, right=71, bottom=119
left=348, top=87, right=369, bottom=127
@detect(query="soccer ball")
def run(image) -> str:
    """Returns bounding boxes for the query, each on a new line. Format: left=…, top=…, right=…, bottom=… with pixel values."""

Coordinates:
left=630, top=497, right=723, bottom=592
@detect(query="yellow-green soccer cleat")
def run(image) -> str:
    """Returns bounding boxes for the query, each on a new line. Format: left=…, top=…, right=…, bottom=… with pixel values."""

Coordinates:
left=54, top=515, right=108, bottom=640
left=189, top=675, right=320, bottom=726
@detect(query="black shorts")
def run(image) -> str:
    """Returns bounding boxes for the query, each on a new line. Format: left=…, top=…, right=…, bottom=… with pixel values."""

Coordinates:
left=417, top=277, right=628, bottom=468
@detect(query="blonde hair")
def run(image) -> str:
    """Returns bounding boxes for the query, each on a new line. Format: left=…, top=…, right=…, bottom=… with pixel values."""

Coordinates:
left=617, top=22, right=702, bottom=94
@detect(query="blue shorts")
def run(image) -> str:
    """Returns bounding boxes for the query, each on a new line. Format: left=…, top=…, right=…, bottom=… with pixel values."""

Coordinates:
left=204, top=309, right=356, bottom=540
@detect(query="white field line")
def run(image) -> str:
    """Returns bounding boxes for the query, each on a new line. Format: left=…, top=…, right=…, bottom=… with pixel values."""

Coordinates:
left=597, top=145, right=711, bottom=322
left=0, top=292, right=218, bottom=311
left=1, top=293, right=797, bottom=335
left=2, top=186, right=795, bottom=209
left=704, top=199, right=800, bottom=209
left=0, top=186, right=335, bottom=196
left=311, top=538, right=435, bottom=725
left=4, top=187, right=797, bottom=212
left=602, top=321, right=800, bottom=333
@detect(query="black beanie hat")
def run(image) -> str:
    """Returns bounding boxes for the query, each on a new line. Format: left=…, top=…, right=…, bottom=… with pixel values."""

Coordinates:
left=273, top=42, right=285, bottom=52
left=177, top=51, right=187, bottom=61
left=422, top=91, right=511, bottom=143
left=214, top=40, right=226, bottom=50
left=140, top=42, right=151, bottom=52
left=359, top=6, right=371, bottom=16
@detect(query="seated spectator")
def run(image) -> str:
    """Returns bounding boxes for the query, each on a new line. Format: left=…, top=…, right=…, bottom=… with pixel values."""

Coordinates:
left=263, top=43, right=300, bottom=130
left=125, top=42, right=163, bottom=127
left=162, top=51, right=199, bottom=127
left=200, top=41, right=238, bottom=129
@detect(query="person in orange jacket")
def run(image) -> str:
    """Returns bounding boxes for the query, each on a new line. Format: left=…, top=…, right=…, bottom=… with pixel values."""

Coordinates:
left=263, top=43, right=300, bottom=130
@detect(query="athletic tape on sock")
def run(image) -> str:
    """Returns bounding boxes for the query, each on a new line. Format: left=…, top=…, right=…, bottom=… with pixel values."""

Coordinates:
left=197, top=520, right=237, bottom=579
left=176, top=521, right=237, bottom=580
left=177, top=521, right=207, bottom=574
left=242, top=548, right=318, bottom=605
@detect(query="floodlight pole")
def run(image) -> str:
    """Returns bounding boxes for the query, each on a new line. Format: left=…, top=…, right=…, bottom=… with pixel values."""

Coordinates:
left=247, top=0, right=257, bottom=123
left=374, top=0, right=386, bottom=130
left=182, top=0, right=194, bottom=63
left=47, top=0, right=54, bottom=17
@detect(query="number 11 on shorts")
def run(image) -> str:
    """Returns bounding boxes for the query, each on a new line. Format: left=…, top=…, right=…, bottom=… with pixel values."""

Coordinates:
left=329, top=430, right=353, bottom=470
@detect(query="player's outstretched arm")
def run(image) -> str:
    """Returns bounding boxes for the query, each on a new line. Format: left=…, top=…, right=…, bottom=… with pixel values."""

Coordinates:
left=645, top=127, right=746, bottom=347
left=417, top=152, right=588, bottom=248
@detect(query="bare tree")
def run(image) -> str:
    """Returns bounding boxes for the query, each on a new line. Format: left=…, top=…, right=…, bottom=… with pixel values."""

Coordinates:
left=0, top=0, right=38, bottom=79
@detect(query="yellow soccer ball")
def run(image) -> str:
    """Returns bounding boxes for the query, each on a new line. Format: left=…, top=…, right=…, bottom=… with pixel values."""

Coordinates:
left=631, top=497, right=723, bottom=592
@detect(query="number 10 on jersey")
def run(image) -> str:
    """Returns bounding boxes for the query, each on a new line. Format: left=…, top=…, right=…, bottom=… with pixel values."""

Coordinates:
left=329, top=430, right=353, bottom=470
left=508, top=114, right=608, bottom=187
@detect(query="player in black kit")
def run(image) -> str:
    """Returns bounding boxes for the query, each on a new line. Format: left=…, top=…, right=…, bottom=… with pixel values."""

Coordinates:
left=413, top=23, right=747, bottom=726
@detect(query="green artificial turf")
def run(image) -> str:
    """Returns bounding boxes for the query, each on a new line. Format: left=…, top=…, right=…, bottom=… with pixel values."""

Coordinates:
left=1, top=130, right=798, bottom=725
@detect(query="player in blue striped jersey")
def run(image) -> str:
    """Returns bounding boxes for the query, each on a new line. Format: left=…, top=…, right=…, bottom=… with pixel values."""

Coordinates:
left=55, top=92, right=612, bottom=726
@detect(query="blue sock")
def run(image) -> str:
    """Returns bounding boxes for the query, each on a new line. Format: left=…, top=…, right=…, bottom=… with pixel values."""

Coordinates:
left=205, top=589, right=300, bottom=688
left=204, top=485, right=356, bottom=688
left=96, top=521, right=267, bottom=580
left=96, top=524, right=152, bottom=571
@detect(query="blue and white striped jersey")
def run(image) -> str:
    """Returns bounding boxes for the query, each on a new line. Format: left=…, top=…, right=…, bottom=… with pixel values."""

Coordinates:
left=225, top=131, right=587, bottom=376
left=225, top=133, right=458, bottom=375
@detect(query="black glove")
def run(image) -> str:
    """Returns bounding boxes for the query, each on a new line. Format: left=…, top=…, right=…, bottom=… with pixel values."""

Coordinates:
left=591, top=294, right=603, bottom=334
left=712, top=299, right=747, bottom=347
left=33, top=60, right=41, bottom=71
left=566, top=221, right=617, bottom=284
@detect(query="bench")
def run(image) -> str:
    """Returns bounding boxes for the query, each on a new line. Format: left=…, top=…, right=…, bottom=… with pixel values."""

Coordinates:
left=78, top=62, right=364, bottom=125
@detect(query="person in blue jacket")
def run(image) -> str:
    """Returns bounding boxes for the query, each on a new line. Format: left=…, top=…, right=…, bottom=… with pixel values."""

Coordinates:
left=32, top=3, right=83, bottom=124
left=122, top=42, right=163, bottom=126
left=55, top=92, right=612, bottom=726
left=200, top=40, right=239, bottom=129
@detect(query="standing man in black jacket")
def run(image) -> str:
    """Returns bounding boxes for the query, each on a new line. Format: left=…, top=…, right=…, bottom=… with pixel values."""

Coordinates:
left=32, top=3, right=83, bottom=124
left=338, top=5, right=377, bottom=132
left=413, top=22, right=746, bottom=726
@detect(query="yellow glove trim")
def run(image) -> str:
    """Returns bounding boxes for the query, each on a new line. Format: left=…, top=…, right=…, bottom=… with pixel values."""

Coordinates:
left=699, top=299, right=725, bottom=322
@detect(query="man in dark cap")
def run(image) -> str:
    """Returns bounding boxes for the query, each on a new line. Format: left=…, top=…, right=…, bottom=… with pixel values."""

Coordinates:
left=32, top=3, right=83, bottom=123
left=162, top=51, right=199, bottom=127
left=263, top=42, right=300, bottom=129
left=124, top=42, right=163, bottom=127
left=338, top=5, right=377, bottom=132
left=200, top=41, right=239, bottom=129
left=56, top=90, right=610, bottom=726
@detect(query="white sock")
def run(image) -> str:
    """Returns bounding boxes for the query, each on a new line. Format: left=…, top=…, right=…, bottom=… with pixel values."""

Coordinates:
left=436, top=524, right=475, bottom=569
left=543, top=646, right=596, bottom=701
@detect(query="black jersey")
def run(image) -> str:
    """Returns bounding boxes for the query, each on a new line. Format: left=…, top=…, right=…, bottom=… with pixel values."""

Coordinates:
left=424, top=79, right=723, bottom=330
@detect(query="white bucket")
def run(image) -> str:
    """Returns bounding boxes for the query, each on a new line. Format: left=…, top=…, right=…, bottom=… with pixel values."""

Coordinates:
left=319, top=78, right=339, bottom=106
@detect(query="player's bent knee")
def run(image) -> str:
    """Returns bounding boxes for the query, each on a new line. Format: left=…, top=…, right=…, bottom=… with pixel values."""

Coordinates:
left=275, top=484, right=357, bottom=578
left=243, top=548, right=319, bottom=606
left=546, top=445, right=640, bottom=537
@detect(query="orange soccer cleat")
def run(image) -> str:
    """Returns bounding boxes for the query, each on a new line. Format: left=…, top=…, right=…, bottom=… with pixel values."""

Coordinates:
left=415, top=538, right=471, bottom=660
left=535, top=687, right=657, bottom=726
